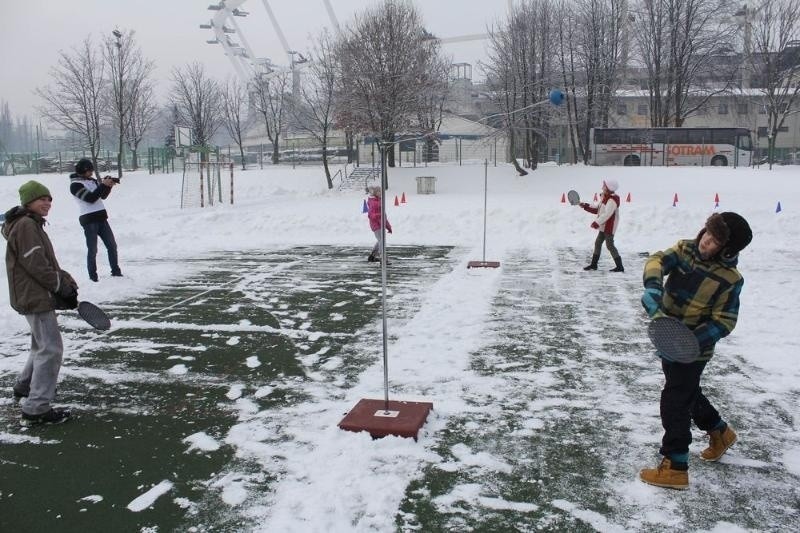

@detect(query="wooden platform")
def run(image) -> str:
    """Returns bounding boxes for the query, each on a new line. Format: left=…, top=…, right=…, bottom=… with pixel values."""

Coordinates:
left=338, top=398, right=433, bottom=440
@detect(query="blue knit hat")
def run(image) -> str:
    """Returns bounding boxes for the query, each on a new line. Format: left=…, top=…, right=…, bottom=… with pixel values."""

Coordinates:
left=19, top=180, right=52, bottom=206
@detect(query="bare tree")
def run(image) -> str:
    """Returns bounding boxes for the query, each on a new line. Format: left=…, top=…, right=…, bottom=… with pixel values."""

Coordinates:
left=337, top=0, right=445, bottom=172
left=221, top=78, right=250, bottom=170
left=415, top=51, right=450, bottom=164
left=124, top=63, right=158, bottom=170
left=291, top=30, right=338, bottom=187
left=747, top=0, right=800, bottom=167
left=554, top=1, right=585, bottom=164
left=632, top=0, right=740, bottom=126
left=579, top=0, right=628, bottom=151
left=553, top=0, right=629, bottom=164
left=486, top=0, right=559, bottom=172
left=485, top=18, right=528, bottom=175
left=104, top=30, right=130, bottom=177
left=37, top=37, right=107, bottom=175
left=0, top=102, right=13, bottom=153
left=170, top=63, right=222, bottom=159
left=103, top=29, right=157, bottom=172
left=252, top=71, right=289, bottom=164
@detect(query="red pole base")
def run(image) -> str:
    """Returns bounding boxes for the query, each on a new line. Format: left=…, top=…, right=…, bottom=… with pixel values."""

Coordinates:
left=338, top=399, right=433, bottom=440
left=467, top=260, right=500, bottom=269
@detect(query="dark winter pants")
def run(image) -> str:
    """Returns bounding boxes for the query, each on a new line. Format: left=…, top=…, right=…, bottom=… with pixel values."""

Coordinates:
left=659, top=359, right=722, bottom=457
left=592, top=231, right=620, bottom=260
left=82, top=220, right=120, bottom=279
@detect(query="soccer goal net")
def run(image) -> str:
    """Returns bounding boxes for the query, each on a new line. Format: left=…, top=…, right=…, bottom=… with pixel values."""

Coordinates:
left=181, top=155, right=235, bottom=208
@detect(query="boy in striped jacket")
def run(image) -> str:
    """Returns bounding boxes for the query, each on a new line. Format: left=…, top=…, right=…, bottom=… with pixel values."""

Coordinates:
left=639, top=212, right=752, bottom=489
left=70, top=158, right=122, bottom=282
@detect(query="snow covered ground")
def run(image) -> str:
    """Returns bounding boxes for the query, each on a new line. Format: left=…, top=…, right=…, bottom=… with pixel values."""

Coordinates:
left=1, top=161, right=798, bottom=531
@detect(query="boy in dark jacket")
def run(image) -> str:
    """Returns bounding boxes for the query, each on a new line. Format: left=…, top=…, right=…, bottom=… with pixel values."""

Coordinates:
left=70, top=158, right=121, bottom=281
left=639, top=212, right=752, bottom=489
left=2, top=180, right=77, bottom=424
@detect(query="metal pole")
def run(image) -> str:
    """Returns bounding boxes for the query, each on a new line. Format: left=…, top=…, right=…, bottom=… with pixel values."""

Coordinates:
left=379, top=142, right=390, bottom=411
left=115, top=30, right=124, bottom=180
left=200, top=162, right=205, bottom=208
left=482, top=159, right=488, bottom=262
left=217, top=163, right=223, bottom=204
left=35, top=125, right=41, bottom=173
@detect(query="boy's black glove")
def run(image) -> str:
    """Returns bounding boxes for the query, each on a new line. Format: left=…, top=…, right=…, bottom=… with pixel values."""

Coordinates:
left=54, top=270, right=79, bottom=310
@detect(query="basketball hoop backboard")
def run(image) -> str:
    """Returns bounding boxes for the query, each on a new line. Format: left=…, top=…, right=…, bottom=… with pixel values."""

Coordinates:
left=175, top=126, right=192, bottom=148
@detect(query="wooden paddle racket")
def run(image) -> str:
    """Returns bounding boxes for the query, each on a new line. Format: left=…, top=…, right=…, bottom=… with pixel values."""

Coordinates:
left=647, top=316, right=700, bottom=363
left=567, top=190, right=581, bottom=205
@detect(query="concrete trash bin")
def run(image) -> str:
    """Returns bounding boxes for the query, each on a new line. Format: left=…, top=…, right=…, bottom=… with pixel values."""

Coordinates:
left=416, top=176, right=436, bottom=194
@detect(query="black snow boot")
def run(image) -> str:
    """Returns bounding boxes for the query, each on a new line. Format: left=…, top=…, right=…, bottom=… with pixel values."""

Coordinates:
left=610, top=256, right=625, bottom=272
left=21, top=407, right=72, bottom=425
left=12, top=385, right=28, bottom=403
left=583, top=254, right=599, bottom=271
left=367, top=253, right=377, bottom=262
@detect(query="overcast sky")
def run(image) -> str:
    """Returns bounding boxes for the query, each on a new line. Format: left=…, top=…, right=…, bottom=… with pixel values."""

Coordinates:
left=0, top=0, right=509, bottom=121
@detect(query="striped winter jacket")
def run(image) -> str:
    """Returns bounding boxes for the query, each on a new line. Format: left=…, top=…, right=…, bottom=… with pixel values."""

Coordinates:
left=70, top=173, right=112, bottom=225
left=643, top=238, right=744, bottom=361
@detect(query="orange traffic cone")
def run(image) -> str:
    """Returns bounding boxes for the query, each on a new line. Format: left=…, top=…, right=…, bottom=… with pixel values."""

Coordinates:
left=561, top=192, right=566, bottom=203
left=673, top=193, right=679, bottom=207
left=394, top=195, right=399, bottom=206
left=626, top=192, right=631, bottom=202
left=401, top=192, right=406, bottom=204
left=593, top=192, right=598, bottom=201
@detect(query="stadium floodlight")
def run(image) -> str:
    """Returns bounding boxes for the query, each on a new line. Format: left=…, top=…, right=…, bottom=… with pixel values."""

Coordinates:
left=206, top=39, right=220, bottom=44
left=207, top=3, right=223, bottom=10
left=288, top=50, right=308, bottom=66
left=222, top=25, right=235, bottom=33
left=199, top=23, right=213, bottom=29
left=232, top=8, right=249, bottom=17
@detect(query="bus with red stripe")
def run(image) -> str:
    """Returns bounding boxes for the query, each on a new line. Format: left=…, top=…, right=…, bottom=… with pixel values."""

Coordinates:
left=589, top=127, right=753, bottom=167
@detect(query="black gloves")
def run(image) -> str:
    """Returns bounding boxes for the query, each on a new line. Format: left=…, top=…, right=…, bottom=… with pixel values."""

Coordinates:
left=54, top=270, right=79, bottom=309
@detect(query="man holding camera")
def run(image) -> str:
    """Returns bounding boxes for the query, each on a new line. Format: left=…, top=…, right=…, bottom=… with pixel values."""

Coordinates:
left=70, top=158, right=122, bottom=282
left=2, top=180, right=77, bottom=423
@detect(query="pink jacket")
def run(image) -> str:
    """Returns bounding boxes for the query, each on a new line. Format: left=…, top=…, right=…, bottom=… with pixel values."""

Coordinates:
left=367, top=196, right=392, bottom=233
